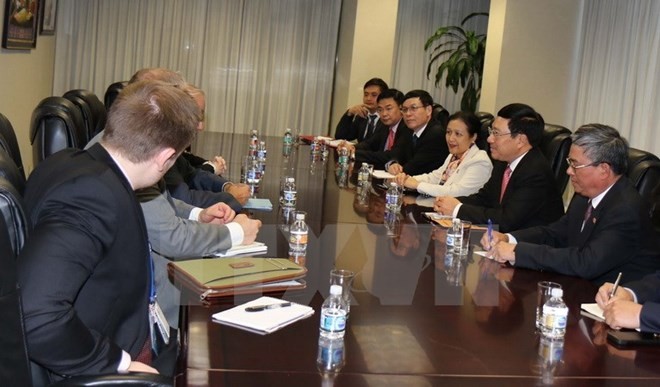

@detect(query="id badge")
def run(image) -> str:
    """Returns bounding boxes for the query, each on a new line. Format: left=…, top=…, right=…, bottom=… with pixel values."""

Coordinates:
left=149, top=302, right=171, bottom=345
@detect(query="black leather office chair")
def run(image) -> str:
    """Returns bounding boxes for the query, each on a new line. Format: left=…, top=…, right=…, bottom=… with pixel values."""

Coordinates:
left=540, top=124, right=572, bottom=194
left=431, top=103, right=449, bottom=129
left=0, top=113, right=26, bottom=180
left=63, top=89, right=107, bottom=144
left=0, top=148, right=172, bottom=387
left=30, top=97, right=87, bottom=167
left=626, top=147, right=660, bottom=231
left=104, top=81, right=127, bottom=110
left=478, top=116, right=493, bottom=155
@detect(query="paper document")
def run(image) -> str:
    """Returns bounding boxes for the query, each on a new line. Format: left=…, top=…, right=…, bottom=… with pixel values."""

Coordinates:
left=212, top=296, right=315, bottom=334
left=244, top=198, right=273, bottom=211
left=211, top=242, right=267, bottom=258
left=580, top=303, right=605, bottom=321
left=372, top=170, right=395, bottom=179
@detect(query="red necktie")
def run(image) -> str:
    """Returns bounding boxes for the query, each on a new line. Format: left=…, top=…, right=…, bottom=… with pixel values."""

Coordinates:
left=499, top=166, right=512, bottom=203
left=385, top=127, right=395, bottom=150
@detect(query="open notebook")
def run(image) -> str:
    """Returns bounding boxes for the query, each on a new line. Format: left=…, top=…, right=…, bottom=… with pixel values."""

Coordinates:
left=212, top=296, right=314, bottom=335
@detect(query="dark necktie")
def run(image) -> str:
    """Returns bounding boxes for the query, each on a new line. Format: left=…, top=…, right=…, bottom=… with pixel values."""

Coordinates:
left=365, top=114, right=377, bottom=139
left=581, top=200, right=593, bottom=232
left=412, top=134, right=418, bottom=148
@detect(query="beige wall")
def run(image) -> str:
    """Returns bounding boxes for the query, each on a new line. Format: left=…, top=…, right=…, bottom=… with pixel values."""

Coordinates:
left=481, top=0, right=583, bottom=127
left=0, top=7, right=56, bottom=174
left=330, top=0, right=398, bottom=136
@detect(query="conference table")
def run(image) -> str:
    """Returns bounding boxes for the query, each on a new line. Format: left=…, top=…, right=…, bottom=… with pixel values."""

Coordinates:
left=173, top=133, right=660, bottom=386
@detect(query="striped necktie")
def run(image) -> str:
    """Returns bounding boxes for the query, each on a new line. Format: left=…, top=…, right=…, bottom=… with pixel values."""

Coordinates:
left=499, top=165, right=512, bottom=203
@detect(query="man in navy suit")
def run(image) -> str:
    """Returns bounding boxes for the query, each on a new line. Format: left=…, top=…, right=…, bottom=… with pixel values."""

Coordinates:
left=18, top=80, right=200, bottom=380
left=484, top=124, right=660, bottom=284
left=385, top=89, right=448, bottom=176
left=334, top=78, right=389, bottom=142
left=434, top=103, right=564, bottom=232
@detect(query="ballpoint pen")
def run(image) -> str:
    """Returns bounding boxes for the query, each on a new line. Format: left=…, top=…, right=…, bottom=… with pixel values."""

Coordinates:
left=609, top=272, right=623, bottom=300
left=245, top=302, right=292, bottom=312
left=487, top=218, right=493, bottom=250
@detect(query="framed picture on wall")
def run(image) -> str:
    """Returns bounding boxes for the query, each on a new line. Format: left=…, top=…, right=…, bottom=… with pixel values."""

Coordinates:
left=39, top=0, right=56, bottom=35
left=2, top=0, right=40, bottom=49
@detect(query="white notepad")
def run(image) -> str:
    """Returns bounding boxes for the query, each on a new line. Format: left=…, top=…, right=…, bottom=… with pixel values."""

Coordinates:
left=372, top=170, right=395, bottom=179
left=212, top=296, right=315, bottom=335
left=580, top=303, right=605, bottom=321
left=211, top=241, right=268, bottom=258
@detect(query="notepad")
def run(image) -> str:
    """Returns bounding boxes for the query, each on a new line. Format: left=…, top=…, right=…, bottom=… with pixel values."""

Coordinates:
left=580, top=303, right=605, bottom=322
left=211, top=241, right=268, bottom=257
left=372, top=170, right=395, bottom=179
left=212, top=296, right=315, bottom=335
left=244, top=198, right=273, bottom=211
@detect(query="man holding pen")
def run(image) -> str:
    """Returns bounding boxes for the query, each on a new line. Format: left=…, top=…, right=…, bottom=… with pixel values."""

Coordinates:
left=482, top=124, right=660, bottom=284
left=596, top=271, right=660, bottom=333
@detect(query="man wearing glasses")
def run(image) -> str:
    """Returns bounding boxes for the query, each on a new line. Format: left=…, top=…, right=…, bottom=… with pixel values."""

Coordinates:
left=483, top=124, right=660, bottom=284
left=434, top=103, right=563, bottom=232
left=385, top=89, right=448, bottom=175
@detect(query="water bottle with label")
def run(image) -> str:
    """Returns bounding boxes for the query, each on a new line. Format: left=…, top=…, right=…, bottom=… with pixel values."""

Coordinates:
left=248, top=129, right=259, bottom=157
left=541, top=288, right=568, bottom=339
left=256, top=141, right=267, bottom=177
left=281, top=177, right=297, bottom=207
left=319, top=284, right=348, bottom=339
left=446, top=218, right=463, bottom=253
left=283, top=128, right=294, bottom=156
left=288, top=211, right=308, bottom=257
left=385, top=182, right=402, bottom=212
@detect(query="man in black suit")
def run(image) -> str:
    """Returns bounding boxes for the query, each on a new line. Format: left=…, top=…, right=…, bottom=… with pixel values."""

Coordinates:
left=339, top=88, right=407, bottom=169
left=385, top=89, right=448, bottom=176
left=434, top=103, right=563, bottom=232
left=484, top=124, right=660, bottom=284
left=334, top=78, right=389, bottom=142
left=17, top=81, right=199, bottom=380
left=596, top=271, right=660, bottom=333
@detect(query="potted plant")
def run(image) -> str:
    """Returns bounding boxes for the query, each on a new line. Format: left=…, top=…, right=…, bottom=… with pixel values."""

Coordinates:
left=424, top=12, right=489, bottom=112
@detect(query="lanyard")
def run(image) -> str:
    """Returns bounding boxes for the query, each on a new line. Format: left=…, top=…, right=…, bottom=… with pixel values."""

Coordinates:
left=148, top=242, right=156, bottom=304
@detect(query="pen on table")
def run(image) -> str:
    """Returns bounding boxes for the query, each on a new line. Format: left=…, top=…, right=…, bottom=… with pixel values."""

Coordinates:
left=487, top=218, right=493, bottom=250
left=245, top=302, right=292, bottom=312
left=609, top=272, right=623, bottom=300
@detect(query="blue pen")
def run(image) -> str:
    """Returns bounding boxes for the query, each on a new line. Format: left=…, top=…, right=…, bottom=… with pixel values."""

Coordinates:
left=487, top=219, right=493, bottom=250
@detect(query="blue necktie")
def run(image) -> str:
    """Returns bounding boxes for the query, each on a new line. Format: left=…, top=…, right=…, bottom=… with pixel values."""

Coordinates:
left=412, top=135, right=418, bottom=148
left=365, top=114, right=377, bottom=139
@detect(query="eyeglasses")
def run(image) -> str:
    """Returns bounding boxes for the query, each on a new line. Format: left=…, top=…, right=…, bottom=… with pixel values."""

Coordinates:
left=401, top=105, right=426, bottom=114
left=566, top=158, right=599, bottom=170
left=487, top=127, right=513, bottom=137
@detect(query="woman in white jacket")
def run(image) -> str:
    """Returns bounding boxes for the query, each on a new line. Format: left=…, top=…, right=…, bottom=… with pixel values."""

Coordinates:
left=394, top=111, right=492, bottom=197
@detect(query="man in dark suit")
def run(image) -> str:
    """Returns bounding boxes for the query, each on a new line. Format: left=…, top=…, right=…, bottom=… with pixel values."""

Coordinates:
left=484, top=124, right=660, bottom=284
left=17, top=81, right=199, bottom=380
left=385, top=89, right=448, bottom=176
left=434, top=103, right=564, bottom=232
left=339, top=88, right=407, bottom=169
left=596, top=271, right=660, bottom=333
left=334, top=78, right=389, bottom=142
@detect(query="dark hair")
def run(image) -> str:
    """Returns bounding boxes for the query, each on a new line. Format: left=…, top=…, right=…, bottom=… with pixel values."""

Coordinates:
left=377, top=88, right=405, bottom=105
left=364, top=78, right=389, bottom=94
left=571, top=123, right=629, bottom=175
left=448, top=111, right=485, bottom=149
left=403, top=89, right=434, bottom=107
left=497, top=103, right=544, bottom=146
left=103, top=80, right=199, bottom=163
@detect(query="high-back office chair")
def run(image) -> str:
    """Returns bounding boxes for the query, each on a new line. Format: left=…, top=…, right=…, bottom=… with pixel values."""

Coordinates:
left=540, top=124, right=572, bottom=194
left=0, top=148, right=172, bottom=387
left=431, top=103, right=449, bottom=129
left=477, top=114, right=494, bottom=155
left=0, top=113, right=26, bottom=180
left=626, top=147, right=660, bottom=231
left=29, top=97, right=87, bottom=167
left=63, top=89, right=107, bottom=144
left=104, top=81, right=127, bottom=110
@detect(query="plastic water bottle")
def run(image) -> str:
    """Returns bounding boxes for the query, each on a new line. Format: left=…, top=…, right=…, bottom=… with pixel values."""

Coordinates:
left=446, top=218, right=463, bottom=253
left=283, top=128, right=294, bottom=156
left=357, top=163, right=370, bottom=188
left=541, top=288, right=568, bottom=339
left=320, top=285, right=348, bottom=339
left=281, top=177, right=297, bottom=207
left=288, top=211, right=308, bottom=256
left=256, top=141, right=267, bottom=177
left=338, top=147, right=349, bottom=168
left=385, top=182, right=402, bottom=212
left=316, top=336, right=345, bottom=375
left=248, top=129, right=259, bottom=157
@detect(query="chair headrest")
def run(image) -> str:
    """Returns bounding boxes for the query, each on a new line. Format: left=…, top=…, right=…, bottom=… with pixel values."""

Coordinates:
left=0, top=149, right=24, bottom=196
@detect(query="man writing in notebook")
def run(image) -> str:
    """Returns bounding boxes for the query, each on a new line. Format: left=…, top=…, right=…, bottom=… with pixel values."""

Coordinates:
left=596, top=271, right=660, bottom=333
left=483, top=124, right=660, bottom=284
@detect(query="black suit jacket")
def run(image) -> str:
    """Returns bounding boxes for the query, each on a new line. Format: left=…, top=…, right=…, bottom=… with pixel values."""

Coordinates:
left=354, top=121, right=407, bottom=169
left=18, top=144, right=151, bottom=378
left=388, top=120, right=449, bottom=175
left=627, top=271, right=660, bottom=332
left=512, top=177, right=660, bottom=284
left=334, top=112, right=378, bottom=142
left=457, top=147, right=564, bottom=232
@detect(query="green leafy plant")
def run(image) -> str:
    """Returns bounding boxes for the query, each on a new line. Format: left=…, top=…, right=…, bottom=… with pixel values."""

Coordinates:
left=424, top=12, right=488, bottom=112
